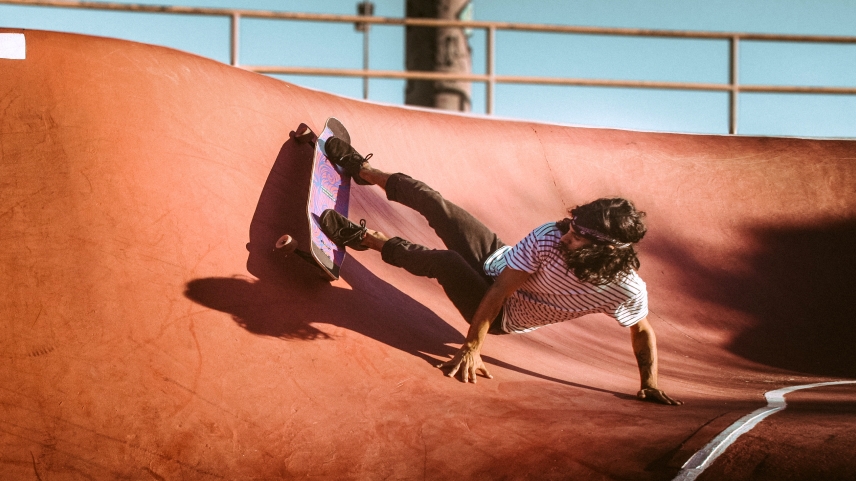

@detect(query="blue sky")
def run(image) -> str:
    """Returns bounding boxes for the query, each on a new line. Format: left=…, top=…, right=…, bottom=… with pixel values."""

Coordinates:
left=2, top=0, right=855, bottom=137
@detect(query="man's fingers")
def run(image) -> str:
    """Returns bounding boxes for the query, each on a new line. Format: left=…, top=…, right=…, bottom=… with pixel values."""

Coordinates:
left=651, top=391, right=668, bottom=403
left=638, top=389, right=683, bottom=406
left=437, top=356, right=463, bottom=379
left=446, top=362, right=461, bottom=379
left=436, top=359, right=454, bottom=369
left=660, top=393, right=683, bottom=405
left=653, top=391, right=682, bottom=405
left=460, top=361, right=470, bottom=383
left=437, top=351, right=495, bottom=384
left=468, top=364, right=477, bottom=384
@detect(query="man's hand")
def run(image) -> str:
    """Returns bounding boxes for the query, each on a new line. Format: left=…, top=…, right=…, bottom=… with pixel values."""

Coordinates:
left=437, top=267, right=530, bottom=384
left=437, top=345, right=493, bottom=383
left=637, top=388, right=683, bottom=405
left=630, top=318, right=683, bottom=406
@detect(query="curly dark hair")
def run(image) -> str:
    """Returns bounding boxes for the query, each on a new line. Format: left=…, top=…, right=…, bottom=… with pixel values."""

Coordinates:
left=559, top=198, right=647, bottom=285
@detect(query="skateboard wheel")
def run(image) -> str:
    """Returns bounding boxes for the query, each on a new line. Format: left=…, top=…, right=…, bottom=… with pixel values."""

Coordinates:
left=274, top=234, right=298, bottom=255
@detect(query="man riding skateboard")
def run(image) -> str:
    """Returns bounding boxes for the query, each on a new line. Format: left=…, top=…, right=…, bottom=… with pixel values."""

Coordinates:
left=319, top=137, right=681, bottom=406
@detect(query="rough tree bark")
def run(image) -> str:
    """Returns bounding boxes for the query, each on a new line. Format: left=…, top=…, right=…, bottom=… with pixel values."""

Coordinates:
left=405, top=0, right=472, bottom=112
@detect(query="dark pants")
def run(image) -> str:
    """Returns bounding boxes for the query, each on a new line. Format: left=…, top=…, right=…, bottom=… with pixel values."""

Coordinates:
left=380, top=174, right=508, bottom=334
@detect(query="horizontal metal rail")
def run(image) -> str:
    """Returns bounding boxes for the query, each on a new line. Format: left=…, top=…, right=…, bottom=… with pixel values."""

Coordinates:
left=5, top=0, right=856, bottom=134
left=245, top=66, right=856, bottom=94
left=6, top=0, right=856, bottom=43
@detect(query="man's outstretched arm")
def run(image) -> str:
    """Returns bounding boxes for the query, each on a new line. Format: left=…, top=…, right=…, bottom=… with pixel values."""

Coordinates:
left=437, top=267, right=531, bottom=383
left=630, top=318, right=682, bottom=405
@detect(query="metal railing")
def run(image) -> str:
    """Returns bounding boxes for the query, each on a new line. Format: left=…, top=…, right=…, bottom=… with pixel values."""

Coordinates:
left=5, top=0, right=856, bottom=134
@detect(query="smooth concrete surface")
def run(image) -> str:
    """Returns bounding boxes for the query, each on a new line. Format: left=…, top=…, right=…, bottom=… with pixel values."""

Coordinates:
left=1, top=29, right=854, bottom=479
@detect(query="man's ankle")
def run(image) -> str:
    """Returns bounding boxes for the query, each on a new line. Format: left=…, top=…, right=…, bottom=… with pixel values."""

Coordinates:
left=362, top=229, right=389, bottom=252
left=360, top=166, right=390, bottom=190
left=356, top=165, right=372, bottom=185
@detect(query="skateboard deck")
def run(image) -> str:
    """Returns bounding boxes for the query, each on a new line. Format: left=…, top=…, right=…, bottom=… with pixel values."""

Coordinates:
left=274, top=117, right=352, bottom=280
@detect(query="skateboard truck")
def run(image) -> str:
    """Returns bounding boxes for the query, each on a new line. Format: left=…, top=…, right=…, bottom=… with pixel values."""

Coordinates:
left=290, top=123, right=318, bottom=146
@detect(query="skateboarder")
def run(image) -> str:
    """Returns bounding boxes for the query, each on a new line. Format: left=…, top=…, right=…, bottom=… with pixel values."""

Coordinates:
left=320, top=137, right=681, bottom=406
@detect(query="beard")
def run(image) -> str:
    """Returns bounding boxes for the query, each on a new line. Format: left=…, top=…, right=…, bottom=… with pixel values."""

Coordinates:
left=559, top=241, right=593, bottom=271
left=559, top=241, right=636, bottom=285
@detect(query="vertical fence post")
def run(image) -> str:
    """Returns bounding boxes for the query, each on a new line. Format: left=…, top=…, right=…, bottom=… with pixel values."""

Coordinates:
left=363, top=26, right=370, bottom=99
left=486, top=26, right=495, bottom=115
left=356, top=2, right=374, bottom=100
left=729, top=35, right=739, bottom=134
left=230, top=13, right=240, bottom=67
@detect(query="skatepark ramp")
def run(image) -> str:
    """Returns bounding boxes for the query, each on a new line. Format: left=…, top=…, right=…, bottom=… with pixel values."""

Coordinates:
left=2, top=29, right=854, bottom=479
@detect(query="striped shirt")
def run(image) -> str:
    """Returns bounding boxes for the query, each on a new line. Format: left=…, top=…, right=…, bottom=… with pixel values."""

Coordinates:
left=483, top=222, right=648, bottom=333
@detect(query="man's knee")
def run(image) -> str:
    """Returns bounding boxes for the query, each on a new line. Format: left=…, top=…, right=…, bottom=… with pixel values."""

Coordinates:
left=426, top=250, right=471, bottom=279
left=386, top=173, right=445, bottom=206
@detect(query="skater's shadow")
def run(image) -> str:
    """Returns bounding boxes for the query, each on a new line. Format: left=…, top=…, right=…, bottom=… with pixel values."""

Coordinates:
left=185, top=258, right=465, bottom=365
left=185, top=260, right=632, bottom=399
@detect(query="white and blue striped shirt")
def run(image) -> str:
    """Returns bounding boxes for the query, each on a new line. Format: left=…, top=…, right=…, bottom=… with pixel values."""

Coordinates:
left=483, top=223, right=648, bottom=333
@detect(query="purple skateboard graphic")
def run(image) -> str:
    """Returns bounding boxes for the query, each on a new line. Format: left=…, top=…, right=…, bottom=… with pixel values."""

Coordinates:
left=308, top=127, right=351, bottom=276
left=274, top=118, right=352, bottom=280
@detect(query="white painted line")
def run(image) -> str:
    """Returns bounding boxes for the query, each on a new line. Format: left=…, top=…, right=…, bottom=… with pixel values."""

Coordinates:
left=673, top=380, right=856, bottom=481
left=0, top=33, right=26, bottom=59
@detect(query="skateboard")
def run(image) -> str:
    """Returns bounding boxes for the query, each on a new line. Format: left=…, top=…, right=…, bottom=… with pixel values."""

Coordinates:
left=274, top=117, right=352, bottom=280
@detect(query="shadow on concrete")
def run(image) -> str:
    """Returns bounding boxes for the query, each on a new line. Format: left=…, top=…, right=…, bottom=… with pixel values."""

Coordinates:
left=184, top=262, right=461, bottom=368
left=650, top=220, right=856, bottom=378
left=184, top=269, right=636, bottom=399
left=482, top=354, right=637, bottom=400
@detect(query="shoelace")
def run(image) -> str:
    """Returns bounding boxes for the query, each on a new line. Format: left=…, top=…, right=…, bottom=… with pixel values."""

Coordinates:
left=335, top=219, right=367, bottom=246
left=342, top=151, right=372, bottom=167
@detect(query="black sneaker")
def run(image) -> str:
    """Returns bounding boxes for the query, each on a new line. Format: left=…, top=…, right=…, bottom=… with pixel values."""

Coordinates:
left=319, top=209, right=369, bottom=251
left=324, top=137, right=373, bottom=185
